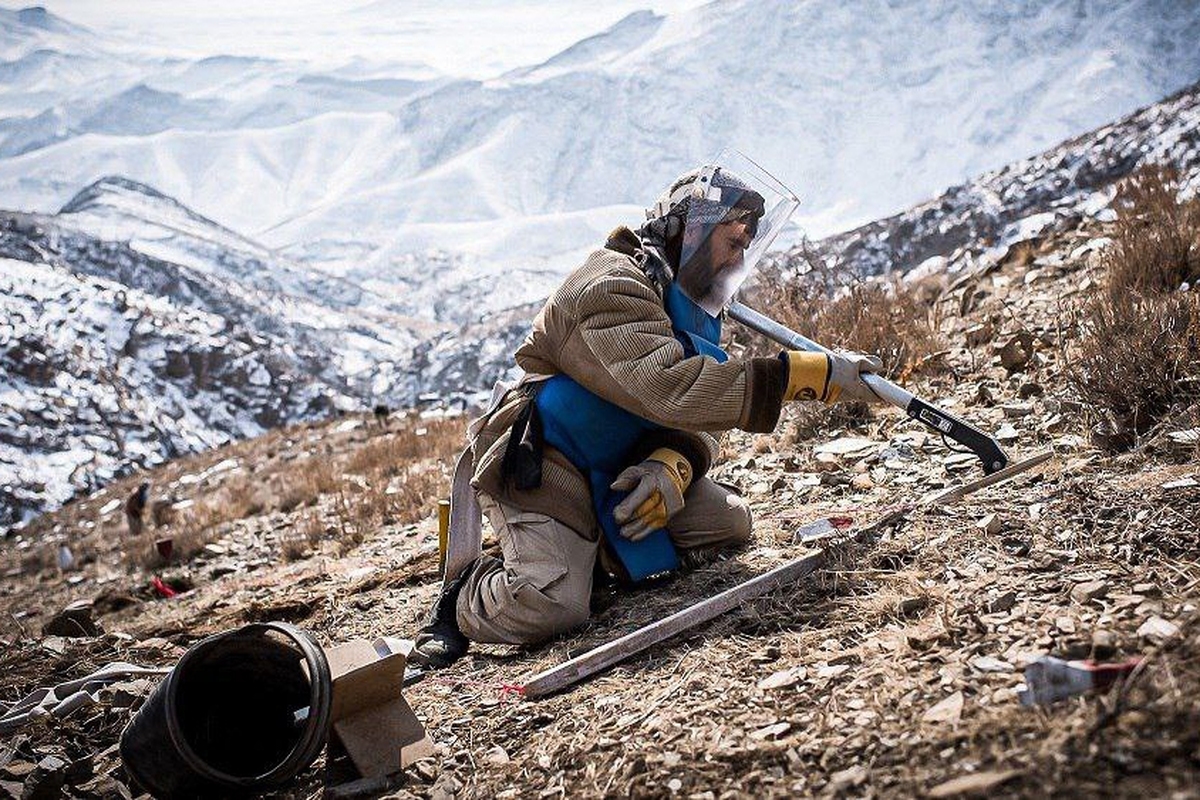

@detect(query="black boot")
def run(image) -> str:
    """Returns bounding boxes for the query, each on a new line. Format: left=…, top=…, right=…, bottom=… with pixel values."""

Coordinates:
left=409, top=558, right=487, bottom=670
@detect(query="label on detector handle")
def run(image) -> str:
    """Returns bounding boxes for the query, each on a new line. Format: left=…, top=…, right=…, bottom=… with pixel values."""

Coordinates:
left=905, top=397, right=1009, bottom=474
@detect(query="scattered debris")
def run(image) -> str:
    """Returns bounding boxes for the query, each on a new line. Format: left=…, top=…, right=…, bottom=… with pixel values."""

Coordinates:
left=927, top=769, right=1022, bottom=798
left=1018, top=656, right=1142, bottom=706
left=150, top=577, right=177, bottom=599
left=1137, top=615, right=1181, bottom=642
left=922, top=691, right=964, bottom=725
left=41, top=600, right=100, bottom=638
left=1071, top=580, right=1110, bottom=604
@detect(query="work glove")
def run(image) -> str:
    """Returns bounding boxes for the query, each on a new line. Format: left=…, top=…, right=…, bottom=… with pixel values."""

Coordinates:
left=782, top=350, right=884, bottom=404
left=610, top=448, right=693, bottom=542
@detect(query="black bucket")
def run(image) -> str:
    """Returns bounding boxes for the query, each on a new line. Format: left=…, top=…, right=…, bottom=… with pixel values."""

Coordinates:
left=119, top=622, right=332, bottom=799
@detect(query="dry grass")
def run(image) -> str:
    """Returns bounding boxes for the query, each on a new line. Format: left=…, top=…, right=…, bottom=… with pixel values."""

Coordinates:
left=275, top=457, right=338, bottom=513
left=103, top=412, right=468, bottom=569
left=750, top=246, right=945, bottom=382
left=332, top=416, right=462, bottom=546
left=1070, top=292, right=1200, bottom=445
left=743, top=247, right=945, bottom=440
left=1102, top=165, right=1200, bottom=297
left=280, top=513, right=327, bottom=562
left=343, top=415, right=461, bottom=475
left=1069, top=166, right=1200, bottom=448
left=127, top=480, right=262, bottom=568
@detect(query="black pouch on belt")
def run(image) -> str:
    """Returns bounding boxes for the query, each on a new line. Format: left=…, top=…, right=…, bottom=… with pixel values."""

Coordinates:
left=501, top=388, right=544, bottom=490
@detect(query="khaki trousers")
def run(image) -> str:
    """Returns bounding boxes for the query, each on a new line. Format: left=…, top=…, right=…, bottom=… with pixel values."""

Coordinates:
left=456, top=477, right=752, bottom=645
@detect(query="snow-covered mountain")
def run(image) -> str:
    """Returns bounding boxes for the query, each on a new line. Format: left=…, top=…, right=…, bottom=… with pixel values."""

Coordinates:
left=0, top=177, right=430, bottom=525
left=812, top=82, right=1200, bottom=279
left=2, top=1, right=1198, bottom=282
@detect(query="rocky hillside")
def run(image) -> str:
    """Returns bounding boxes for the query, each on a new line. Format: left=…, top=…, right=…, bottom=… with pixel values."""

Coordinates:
left=0, top=139, right=1197, bottom=797
left=809, top=81, right=1200, bottom=278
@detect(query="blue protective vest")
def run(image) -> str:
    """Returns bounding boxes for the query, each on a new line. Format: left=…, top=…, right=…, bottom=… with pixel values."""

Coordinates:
left=535, top=281, right=727, bottom=581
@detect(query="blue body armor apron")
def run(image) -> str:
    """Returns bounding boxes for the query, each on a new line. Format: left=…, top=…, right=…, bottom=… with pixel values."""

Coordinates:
left=535, top=282, right=728, bottom=581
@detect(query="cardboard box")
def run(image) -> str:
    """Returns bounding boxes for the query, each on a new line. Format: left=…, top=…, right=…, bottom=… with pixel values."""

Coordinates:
left=322, top=637, right=433, bottom=777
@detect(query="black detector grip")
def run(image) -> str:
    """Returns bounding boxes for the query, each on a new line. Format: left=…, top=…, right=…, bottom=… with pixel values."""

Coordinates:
left=904, top=397, right=1009, bottom=474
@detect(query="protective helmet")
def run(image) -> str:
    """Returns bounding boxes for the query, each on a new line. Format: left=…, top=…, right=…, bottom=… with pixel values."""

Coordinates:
left=646, top=148, right=799, bottom=316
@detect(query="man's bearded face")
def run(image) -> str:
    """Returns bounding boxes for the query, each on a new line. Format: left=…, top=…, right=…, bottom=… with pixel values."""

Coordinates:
left=677, top=219, right=753, bottom=308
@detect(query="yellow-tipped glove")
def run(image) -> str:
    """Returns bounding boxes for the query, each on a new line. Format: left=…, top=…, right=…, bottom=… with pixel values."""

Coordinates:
left=610, top=448, right=692, bottom=541
left=783, top=350, right=884, bottom=404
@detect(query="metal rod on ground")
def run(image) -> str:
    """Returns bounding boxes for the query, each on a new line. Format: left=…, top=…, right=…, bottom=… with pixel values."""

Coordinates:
left=521, top=450, right=1053, bottom=698
left=522, top=509, right=906, bottom=699
left=523, top=547, right=828, bottom=699
left=925, top=450, right=1053, bottom=505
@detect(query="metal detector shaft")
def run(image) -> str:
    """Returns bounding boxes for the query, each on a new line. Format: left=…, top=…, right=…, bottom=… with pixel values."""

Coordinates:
left=727, top=301, right=1009, bottom=474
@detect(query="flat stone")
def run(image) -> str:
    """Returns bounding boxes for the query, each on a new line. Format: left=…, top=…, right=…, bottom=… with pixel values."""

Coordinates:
left=1137, top=616, right=1180, bottom=642
left=943, top=453, right=977, bottom=472
left=1071, top=580, right=1109, bottom=604
left=828, top=765, right=869, bottom=792
left=1166, top=428, right=1200, bottom=444
left=922, top=691, right=964, bottom=725
left=750, top=721, right=791, bottom=740
left=1002, top=403, right=1034, bottom=419
left=964, top=322, right=994, bottom=347
left=970, top=655, right=1012, bottom=673
left=0, top=763, right=35, bottom=781
left=757, top=667, right=807, bottom=691
left=21, top=756, right=66, bottom=800
left=928, top=770, right=1022, bottom=798
left=813, top=437, right=880, bottom=459
left=998, top=332, right=1034, bottom=372
left=995, top=423, right=1019, bottom=443
left=976, top=513, right=1004, bottom=535
left=41, top=600, right=99, bottom=638
left=988, top=591, right=1018, bottom=613
left=484, top=746, right=510, bottom=766
left=850, top=474, right=875, bottom=491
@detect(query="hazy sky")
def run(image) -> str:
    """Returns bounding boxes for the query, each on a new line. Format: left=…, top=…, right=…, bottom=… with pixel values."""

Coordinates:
left=26, top=1, right=709, bottom=78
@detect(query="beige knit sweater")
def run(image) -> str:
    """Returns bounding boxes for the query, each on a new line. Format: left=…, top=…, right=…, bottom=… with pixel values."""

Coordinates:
left=470, top=227, right=786, bottom=537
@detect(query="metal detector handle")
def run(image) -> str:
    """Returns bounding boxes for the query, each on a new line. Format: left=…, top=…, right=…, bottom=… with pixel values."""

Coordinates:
left=726, top=301, right=1009, bottom=474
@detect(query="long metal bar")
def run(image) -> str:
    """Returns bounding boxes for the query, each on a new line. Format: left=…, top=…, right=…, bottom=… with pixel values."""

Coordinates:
left=520, top=449, right=1053, bottom=699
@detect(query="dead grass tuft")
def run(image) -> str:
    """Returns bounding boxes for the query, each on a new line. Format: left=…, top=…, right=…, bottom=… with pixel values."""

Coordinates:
left=327, top=417, right=461, bottom=551
left=1070, top=292, right=1200, bottom=445
left=744, top=247, right=945, bottom=440
left=343, top=415, right=461, bottom=475
left=1102, top=165, right=1200, bottom=297
left=280, top=513, right=326, bottom=562
left=1069, top=166, right=1200, bottom=449
left=129, top=482, right=251, bottom=569
left=751, top=245, right=945, bottom=382
left=275, top=458, right=338, bottom=513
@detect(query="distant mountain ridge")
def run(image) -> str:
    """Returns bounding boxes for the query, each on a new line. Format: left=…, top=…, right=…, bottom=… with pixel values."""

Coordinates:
left=1, top=0, right=1197, bottom=281
left=811, top=80, right=1200, bottom=278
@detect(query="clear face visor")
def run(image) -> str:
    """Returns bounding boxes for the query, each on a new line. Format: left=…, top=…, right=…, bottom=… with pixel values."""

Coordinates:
left=676, top=149, right=800, bottom=316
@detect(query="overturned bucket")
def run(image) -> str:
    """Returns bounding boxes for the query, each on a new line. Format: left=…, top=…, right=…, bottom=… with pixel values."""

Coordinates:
left=120, top=622, right=332, bottom=799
